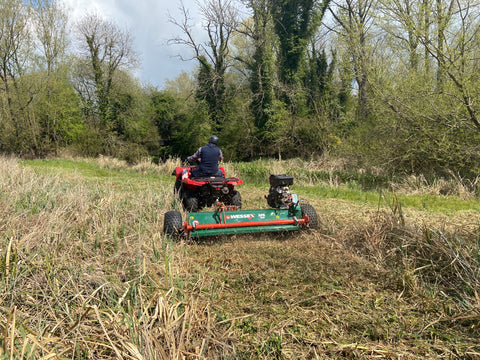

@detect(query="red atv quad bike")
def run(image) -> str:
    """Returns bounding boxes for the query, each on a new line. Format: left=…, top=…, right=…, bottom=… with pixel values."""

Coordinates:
left=173, top=166, right=243, bottom=212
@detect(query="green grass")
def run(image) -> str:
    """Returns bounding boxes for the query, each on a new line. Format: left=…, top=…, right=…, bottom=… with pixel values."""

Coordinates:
left=22, top=158, right=172, bottom=191
left=296, top=183, right=480, bottom=213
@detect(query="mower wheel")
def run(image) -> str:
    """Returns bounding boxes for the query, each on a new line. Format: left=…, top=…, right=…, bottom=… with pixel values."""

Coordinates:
left=164, top=211, right=183, bottom=238
left=300, top=203, right=319, bottom=229
left=183, top=192, right=199, bottom=212
left=229, top=191, right=242, bottom=209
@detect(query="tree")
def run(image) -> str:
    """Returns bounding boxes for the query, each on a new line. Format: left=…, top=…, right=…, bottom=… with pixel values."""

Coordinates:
left=239, top=0, right=276, bottom=132
left=31, top=0, right=67, bottom=74
left=150, top=88, right=212, bottom=159
left=379, top=0, right=480, bottom=132
left=169, top=0, right=240, bottom=128
left=351, top=0, right=480, bottom=175
left=75, top=14, right=138, bottom=130
left=271, top=0, right=331, bottom=88
left=108, top=72, right=160, bottom=162
left=303, top=43, right=336, bottom=115
left=0, top=0, right=84, bottom=156
left=421, top=0, right=480, bottom=126
left=0, top=0, right=32, bottom=153
left=329, top=0, right=376, bottom=123
left=377, top=0, right=422, bottom=71
left=31, top=0, right=70, bottom=154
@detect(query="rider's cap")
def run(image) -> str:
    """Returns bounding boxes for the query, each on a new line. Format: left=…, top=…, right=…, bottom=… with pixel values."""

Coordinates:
left=209, top=135, right=219, bottom=145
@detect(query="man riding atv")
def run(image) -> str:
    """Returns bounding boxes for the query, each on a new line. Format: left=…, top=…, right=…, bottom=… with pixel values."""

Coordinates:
left=174, top=135, right=242, bottom=212
left=187, top=135, right=223, bottom=178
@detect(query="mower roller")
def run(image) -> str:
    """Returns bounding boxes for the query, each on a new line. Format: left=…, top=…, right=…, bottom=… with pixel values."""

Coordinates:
left=163, top=174, right=318, bottom=239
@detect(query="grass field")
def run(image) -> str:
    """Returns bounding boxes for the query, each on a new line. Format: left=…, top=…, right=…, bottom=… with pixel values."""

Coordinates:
left=1, top=156, right=479, bottom=359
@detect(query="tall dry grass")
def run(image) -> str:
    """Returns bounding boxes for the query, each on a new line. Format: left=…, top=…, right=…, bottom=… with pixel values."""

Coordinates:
left=91, top=155, right=182, bottom=177
left=329, top=201, right=480, bottom=316
left=0, top=156, right=233, bottom=359
left=225, top=156, right=480, bottom=198
left=388, top=172, right=480, bottom=199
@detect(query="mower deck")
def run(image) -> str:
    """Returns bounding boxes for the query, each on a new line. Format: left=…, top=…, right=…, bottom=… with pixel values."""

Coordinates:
left=185, top=201, right=308, bottom=237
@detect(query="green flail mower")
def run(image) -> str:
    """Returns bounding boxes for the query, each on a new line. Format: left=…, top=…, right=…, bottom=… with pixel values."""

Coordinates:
left=163, top=174, right=318, bottom=239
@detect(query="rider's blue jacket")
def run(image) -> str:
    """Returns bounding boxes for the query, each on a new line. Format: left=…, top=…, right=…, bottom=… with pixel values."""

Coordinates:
left=188, top=143, right=223, bottom=177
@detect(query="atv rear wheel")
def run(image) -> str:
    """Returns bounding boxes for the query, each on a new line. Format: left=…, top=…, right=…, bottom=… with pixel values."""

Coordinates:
left=300, top=203, right=318, bottom=229
left=183, top=192, right=199, bottom=212
left=163, top=211, right=183, bottom=238
left=229, top=191, right=242, bottom=209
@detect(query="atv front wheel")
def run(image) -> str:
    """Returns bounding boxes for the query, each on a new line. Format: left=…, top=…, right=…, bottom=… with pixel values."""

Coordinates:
left=300, top=203, right=319, bottom=229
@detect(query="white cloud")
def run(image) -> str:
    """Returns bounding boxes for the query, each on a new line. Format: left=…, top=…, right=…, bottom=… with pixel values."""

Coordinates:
left=60, top=0, right=201, bottom=88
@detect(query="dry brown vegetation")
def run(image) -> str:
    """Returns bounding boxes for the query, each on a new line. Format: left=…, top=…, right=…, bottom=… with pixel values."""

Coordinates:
left=0, top=156, right=479, bottom=359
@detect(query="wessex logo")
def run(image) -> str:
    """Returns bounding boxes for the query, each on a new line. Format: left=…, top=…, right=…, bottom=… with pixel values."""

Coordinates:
left=226, top=214, right=254, bottom=220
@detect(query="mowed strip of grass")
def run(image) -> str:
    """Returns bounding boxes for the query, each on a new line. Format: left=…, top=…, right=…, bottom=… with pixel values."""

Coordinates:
left=179, top=233, right=480, bottom=359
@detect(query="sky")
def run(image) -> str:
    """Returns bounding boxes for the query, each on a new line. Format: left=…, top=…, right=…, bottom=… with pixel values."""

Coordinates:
left=60, top=0, right=203, bottom=88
